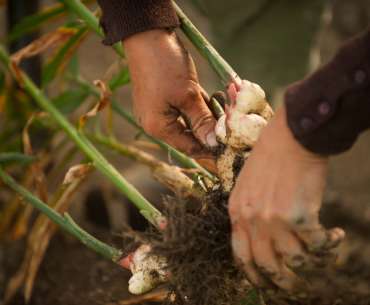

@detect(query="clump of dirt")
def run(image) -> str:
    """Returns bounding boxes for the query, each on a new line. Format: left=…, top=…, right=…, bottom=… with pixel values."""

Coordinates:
left=232, top=152, right=246, bottom=178
left=123, top=190, right=253, bottom=305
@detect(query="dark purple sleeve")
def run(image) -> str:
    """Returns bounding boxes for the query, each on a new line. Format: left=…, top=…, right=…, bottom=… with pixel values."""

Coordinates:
left=97, top=0, right=180, bottom=45
left=285, top=27, right=370, bottom=155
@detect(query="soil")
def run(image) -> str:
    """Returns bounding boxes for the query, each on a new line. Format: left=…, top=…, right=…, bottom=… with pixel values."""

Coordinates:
left=0, top=224, right=132, bottom=305
left=1, top=195, right=370, bottom=305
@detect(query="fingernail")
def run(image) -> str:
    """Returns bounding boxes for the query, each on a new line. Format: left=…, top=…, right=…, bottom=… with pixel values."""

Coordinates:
left=206, top=131, right=218, bottom=147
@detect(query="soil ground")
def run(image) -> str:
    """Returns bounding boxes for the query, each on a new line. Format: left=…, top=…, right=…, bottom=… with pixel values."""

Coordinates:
left=1, top=195, right=370, bottom=305
left=1, top=224, right=132, bottom=305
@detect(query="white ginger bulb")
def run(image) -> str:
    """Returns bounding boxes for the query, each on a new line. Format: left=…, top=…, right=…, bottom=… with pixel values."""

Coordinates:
left=260, top=103, right=274, bottom=121
left=215, top=114, right=227, bottom=144
left=129, top=271, right=156, bottom=295
left=128, top=245, right=168, bottom=295
left=227, top=112, right=267, bottom=149
left=235, top=80, right=266, bottom=114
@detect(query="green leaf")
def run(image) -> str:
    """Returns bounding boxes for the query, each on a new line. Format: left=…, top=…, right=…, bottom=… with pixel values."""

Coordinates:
left=51, top=87, right=89, bottom=114
left=108, top=67, right=130, bottom=91
left=42, top=25, right=88, bottom=87
left=59, top=0, right=125, bottom=57
left=9, top=4, right=66, bottom=42
left=67, top=53, right=80, bottom=78
left=0, top=152, right=36, bottom=166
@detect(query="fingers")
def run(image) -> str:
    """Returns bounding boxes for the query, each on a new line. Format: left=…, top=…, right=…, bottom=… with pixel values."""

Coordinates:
left=179, top=84, right=218, bottom=148
left=248, top=220, right=305, bottom=292
left=294, top=224, right=345, bottom=253
left=230, top=200, right=344, bottom=294
left=272, top=226, right=309, bottom=271
left=136, top=82, right=218, bottom=162
left=148, top=114, right=214, bottom=160
left=231, top=221, right=268, bottom=287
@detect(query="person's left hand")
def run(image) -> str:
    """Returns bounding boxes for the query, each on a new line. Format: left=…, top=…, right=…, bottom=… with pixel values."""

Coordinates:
left=228, top=106, right=345, bottom=293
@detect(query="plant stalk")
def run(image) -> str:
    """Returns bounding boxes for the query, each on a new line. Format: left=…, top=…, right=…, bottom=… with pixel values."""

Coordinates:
left=59, top=0, right=124, bottom=57
left=0, top=167, right=122, bottom=261
left=0, top=45, right=162, bottom=227
left=173, top=1, right=239, bottom=86
left=91, top=134, right=205, bottom=199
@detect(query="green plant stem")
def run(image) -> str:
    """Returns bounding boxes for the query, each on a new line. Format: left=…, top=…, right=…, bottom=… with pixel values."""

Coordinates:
left=0, top=167, right=122, bottom=261
left=173, top=1, right=238, bottom=86
left=0, top=45, right=162, bottom=226
left=76, top=76, right=216, bottom=181
left=210, top=97, right=225, bottom=119
left=0, top=152, right=36, bottom=166
left=59, top=0, right=124, bottom=57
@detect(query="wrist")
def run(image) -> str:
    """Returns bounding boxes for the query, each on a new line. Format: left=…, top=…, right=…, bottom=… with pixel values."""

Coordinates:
left=259, top=106, right=327, bottom=161
left=123, top=29, right=177, bottom=59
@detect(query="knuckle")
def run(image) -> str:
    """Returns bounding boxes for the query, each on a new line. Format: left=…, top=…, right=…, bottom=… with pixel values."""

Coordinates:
left=183, top=84, right=201, bottom=104
left=192, top=113, right=214, bottom=133
left=256, top=210, right=273, bottom=223
left=273, top=209, right=296, bottom=224
left=241, top=206, right=255, bottom=222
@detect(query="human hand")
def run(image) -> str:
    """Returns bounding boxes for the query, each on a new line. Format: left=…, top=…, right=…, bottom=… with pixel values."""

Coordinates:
left=123, top=30, right=217, bottom=171
left=229, top=106, right=345, bottom=292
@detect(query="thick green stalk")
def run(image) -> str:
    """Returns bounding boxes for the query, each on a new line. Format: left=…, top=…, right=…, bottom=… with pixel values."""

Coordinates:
left=59, top=0, right=124, bottom=57
left=0, top=45, right=161, bottom=226
left=0, top=167, right=122, bottom=261
left=173, top=2, right=238, bottom=86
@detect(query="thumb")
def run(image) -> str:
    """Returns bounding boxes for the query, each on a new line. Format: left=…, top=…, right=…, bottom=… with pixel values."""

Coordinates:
left=180, top=86, right=218, bottom=148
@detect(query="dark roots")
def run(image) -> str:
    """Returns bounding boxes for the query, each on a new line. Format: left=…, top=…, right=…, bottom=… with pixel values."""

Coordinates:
left=123, top=189, right=254, bottom=305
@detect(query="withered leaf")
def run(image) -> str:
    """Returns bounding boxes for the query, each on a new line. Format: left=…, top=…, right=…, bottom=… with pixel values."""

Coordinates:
left=63, top=163, right=93, bottom=185
left=22, top=113, right=49, bottom=203
left=11, top=27, right=77, bottom=65
left=79, top=80, right=111, bottom=129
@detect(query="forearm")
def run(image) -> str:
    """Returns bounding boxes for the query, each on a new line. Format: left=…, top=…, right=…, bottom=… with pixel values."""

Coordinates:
left=285, top=27, right=370, bottom=155
left=97, top=0, right=179, bottom=45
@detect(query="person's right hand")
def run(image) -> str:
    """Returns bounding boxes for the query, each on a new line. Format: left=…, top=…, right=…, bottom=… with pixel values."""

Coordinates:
left=123, top=29, right=217, bottom=171
left=229, top=106, right=345, bottom=293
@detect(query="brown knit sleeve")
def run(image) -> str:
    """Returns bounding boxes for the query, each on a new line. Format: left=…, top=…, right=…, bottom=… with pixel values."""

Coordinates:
left=97, top=0, right=180, bottom=45
left=284, top=27, right=370, bottom=155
